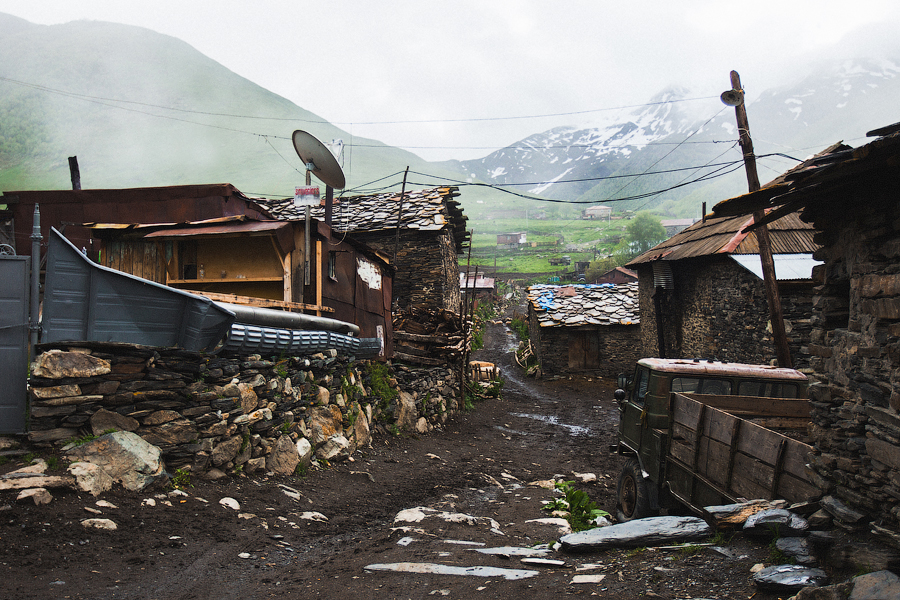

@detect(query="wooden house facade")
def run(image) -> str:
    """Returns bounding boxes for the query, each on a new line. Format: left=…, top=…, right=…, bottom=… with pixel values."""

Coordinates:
left=259, top=187, right=468, bottom=315
left=1, top=184, right=393, bottom=350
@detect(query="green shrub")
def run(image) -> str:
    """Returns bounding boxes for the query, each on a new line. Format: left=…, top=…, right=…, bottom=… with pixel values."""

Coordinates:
left=542, top=480, right=610, bottom=532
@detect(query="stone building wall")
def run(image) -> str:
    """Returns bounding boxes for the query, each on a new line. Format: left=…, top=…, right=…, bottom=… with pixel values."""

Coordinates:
left=804, top=190, right=900, bottom=527
left=527, top=309, right=641, bottom=378
left=27, top=343, right=461, bottom=475
left=636, top=256, right=814, bottom=371
left=353, top=230, right=461, bottom=313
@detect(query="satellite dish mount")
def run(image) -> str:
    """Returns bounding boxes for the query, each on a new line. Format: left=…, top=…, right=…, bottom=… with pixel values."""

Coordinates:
left=291, top=130, right=346, bottom=288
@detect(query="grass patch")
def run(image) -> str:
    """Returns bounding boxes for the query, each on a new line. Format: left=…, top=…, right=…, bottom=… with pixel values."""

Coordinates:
left=170, top=467, right=193, bottom=490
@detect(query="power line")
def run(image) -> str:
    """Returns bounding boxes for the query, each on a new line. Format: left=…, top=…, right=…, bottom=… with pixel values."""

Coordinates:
left=0, top=74, right=718, bottom=126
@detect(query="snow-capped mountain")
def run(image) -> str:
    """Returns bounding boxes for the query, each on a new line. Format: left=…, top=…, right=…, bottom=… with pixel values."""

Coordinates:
left=455, top=58, right=900, bottom=215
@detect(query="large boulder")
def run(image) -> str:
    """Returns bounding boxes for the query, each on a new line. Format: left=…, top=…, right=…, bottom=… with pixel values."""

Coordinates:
left=66, top=431, right=167, bottom=491
left=315, top=435, right=350, bottom=462
left=68, top=461, right=114, bottom=496
left=394, top=391, right=419, bottom=432
left=90, top=408, right=139, bottom=436
left=559, top=516, right=712, bottom=552
left=307, top=405, right=343, bottom=447
left=266, top=435, right=300, bottom=475
left=32, top=350, right=111, bottom=378
left=210, top=435, right=243, bottom=467
left=349, top=402, right=371, bottom=451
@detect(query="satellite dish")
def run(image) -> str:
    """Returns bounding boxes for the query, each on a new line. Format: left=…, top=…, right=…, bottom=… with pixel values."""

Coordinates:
left=720, top=89, right=744, bottom=107
left=292, top=130, right=346, bottom=189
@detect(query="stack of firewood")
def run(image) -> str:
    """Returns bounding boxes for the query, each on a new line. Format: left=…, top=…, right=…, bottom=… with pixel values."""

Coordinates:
left=392, top=307, right=470, bottom=366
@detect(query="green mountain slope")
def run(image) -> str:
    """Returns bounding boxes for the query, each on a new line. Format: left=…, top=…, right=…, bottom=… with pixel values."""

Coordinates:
left=0, top=15, right=440, bottom=197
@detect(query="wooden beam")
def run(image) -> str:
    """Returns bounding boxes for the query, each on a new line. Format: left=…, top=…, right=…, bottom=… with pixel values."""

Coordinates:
left=195, top=291, right=333, bottom=313
left=283, top=250, right=292, bottom=303
left=315, top=239, right=323, bottom=317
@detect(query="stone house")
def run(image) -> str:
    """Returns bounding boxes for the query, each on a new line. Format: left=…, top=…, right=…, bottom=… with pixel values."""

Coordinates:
left=583, top=205, right=612, bottom=220
left=526, top=283, right=640, bottom=377
left=627, top=203, right=820, bottom=371
left=497, top=232, right=526, bottom=249
left=260, top=187, right=468, bottom=314
left=593, top=266, right=638, bottom=285
left=712, top=124, right=900, bottom=533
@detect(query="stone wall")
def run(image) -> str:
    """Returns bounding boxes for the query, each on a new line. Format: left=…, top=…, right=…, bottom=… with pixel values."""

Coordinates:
left=27, top=343, right=461, bottom=476
left=351, top=230, right=462, bottom=314
left=636, top=256, right=814, bottom=371
left=804, top=190, right=900, bottom=527
left=527, top=311, right=641, bottom=378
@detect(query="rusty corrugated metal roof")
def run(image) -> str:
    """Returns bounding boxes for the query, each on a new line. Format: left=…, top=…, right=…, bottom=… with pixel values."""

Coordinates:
left=628, top=206, right=818, bottom=266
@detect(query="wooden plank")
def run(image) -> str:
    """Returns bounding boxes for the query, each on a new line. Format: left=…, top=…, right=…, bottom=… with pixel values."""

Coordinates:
left=685, top=394, right=810, bottom=419
left=316, top=239, right=323, bottom=317
left=671, top=393, right=703, bottom=431
left=704, top=408, right=740, bottom=446
left=732, top=419, right=785, bottom=465
left=394, top=331, right=455, bottom=344
left=776, top=472, right=820, bottom=502
left=669, top=438, right=694, bottom=465
left=393, top=351, right=445, bottom=366
left=730, top=453, right=775, bottom=500
left=283, top=249, right=292, bottom=303
left=194, top=291, right=333, bottom=313
left=697, top=437, right=731, bottom=488
left=746, top=417, right=810, bottom=430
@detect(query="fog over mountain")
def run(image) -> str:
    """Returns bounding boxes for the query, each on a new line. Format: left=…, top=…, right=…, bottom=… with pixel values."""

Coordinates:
left=1, top=11, right=898, bottom=221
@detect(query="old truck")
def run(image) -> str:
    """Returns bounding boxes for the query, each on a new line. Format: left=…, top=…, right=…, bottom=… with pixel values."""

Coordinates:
left=612, top=358, right=818, bottom=521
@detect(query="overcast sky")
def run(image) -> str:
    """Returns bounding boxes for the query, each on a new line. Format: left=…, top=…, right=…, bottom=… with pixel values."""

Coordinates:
left=1, top=1, right=899, bottom=161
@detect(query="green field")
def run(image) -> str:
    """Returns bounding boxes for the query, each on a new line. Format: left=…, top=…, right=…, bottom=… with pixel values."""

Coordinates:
left=459, top=216, right=630, bottom=276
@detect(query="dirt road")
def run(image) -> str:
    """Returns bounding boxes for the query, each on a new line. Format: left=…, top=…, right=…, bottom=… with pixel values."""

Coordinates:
left=1, top=319, right=784, bottom=599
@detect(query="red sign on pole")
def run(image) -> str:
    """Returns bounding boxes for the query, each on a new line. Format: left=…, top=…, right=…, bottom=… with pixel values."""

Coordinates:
left=294, top=186, right=320, bottom=207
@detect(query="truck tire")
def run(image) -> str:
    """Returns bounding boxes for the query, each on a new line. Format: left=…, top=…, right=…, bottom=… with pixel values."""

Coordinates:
left=616, top=458, right=654, bottom=522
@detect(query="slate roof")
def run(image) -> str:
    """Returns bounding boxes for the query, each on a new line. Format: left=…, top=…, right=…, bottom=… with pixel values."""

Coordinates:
left=253, top=186, right=469, bottom=252
left=527, top=283, right=639, bottom=328
left=712, top=124, right=900, bottom=223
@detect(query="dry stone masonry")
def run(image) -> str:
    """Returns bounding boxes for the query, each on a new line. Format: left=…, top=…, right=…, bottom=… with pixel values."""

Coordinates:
left=27, top=343, right=462, bottom=478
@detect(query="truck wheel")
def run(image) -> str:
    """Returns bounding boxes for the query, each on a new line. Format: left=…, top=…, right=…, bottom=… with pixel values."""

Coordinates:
left=616, top=458, right=654, bottom=522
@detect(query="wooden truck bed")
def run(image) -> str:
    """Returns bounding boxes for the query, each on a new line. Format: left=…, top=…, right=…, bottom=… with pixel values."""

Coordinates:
left=665, top=392, right=817, bottom=512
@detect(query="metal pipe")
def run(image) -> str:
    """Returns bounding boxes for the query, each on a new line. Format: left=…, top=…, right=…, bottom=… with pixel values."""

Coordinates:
left=29, top=204, right=41, bottom=359
left=213, top=302, right=359, bottom=335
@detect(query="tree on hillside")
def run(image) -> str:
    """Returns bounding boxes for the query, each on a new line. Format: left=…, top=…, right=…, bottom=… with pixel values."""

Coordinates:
left=625, top=211, right=667, bottom=255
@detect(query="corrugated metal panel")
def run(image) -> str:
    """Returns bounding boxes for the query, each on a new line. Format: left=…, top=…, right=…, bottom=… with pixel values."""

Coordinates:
left=629, top=211, right=819, bottom=266
left=42, top=228, right=234, bottom=352
left=222, top=324, right=381, bottom=358
left=731, top=254, right=822, bottom=281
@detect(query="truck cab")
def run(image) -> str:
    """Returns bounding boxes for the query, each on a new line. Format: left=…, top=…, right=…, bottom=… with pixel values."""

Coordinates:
left=613, top=358, right=809, bottom=521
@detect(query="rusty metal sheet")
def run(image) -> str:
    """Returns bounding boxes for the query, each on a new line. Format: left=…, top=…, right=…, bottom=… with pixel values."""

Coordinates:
left=638, top=358, right=808, bottom=382
left=144, top=220, right=289, bottom=238
left=2, top=184, right=271, bottom=259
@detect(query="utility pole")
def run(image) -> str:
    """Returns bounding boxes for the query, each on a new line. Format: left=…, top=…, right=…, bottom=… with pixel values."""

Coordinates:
left=725, top=70, right=792, bottom=368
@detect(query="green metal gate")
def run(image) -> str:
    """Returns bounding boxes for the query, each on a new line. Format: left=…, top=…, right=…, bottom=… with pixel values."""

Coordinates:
left=0, top=255, right=29, bottom=433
